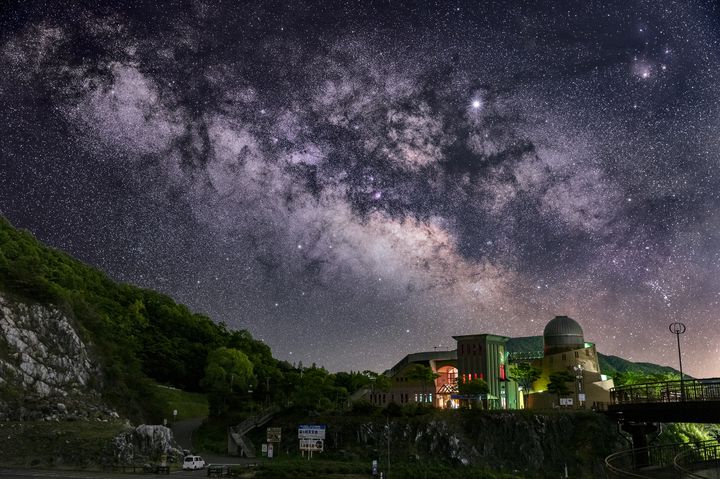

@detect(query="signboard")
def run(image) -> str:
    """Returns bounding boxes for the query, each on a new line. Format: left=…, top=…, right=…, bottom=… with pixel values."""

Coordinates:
left=299, top=438, right=324, bottom=452
left=560, top=397, right=574, bottom=406
left=261, top=444, right=268, bottom=456
left=450, top=394, right=481, bottom=400
left=578, top=393, right=586, bottom=402
left=267, top=427, right=282, bottom=442
left=298, top=424, right=326, bottom=440
left=372, top=460, right=378, bottom=476
left=267, top=444, right=274, bottom=458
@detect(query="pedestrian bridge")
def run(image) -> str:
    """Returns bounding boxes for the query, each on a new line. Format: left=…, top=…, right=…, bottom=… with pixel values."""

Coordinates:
left=604, top=377, right=720, bottom=423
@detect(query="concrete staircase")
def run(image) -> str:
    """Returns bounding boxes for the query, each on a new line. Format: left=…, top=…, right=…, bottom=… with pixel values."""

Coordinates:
left=227, top=408, right=278, bottom=457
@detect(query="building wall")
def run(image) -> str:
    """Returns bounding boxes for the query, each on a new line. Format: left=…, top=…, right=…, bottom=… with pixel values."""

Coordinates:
left=528, top=344, right=613, bottom=410
left=455, top=335, right=510, bottom=409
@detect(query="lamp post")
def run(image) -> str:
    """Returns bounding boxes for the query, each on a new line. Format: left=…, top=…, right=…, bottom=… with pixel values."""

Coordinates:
left=573, top=364, right=584, bottom=408
left=385, top=416, right=390, bottom=477
left=669, top=322, right=686, bottom=401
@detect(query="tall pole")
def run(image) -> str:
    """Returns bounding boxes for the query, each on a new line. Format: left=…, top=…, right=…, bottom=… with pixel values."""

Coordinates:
left=669, top=322, right=686, bottom=401
left=386, top=416, right=390, bottom=476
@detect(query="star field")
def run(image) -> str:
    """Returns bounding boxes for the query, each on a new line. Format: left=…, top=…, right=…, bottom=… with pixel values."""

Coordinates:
left=1, top=0, right=720, bottom=376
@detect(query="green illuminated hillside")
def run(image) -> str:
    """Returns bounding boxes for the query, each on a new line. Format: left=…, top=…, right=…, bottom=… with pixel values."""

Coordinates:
left=0, top=216, right=279, bottom=420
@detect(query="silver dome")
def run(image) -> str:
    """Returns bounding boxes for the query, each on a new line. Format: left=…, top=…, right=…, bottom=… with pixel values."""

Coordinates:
left=543, top=315, right=585, bottom=354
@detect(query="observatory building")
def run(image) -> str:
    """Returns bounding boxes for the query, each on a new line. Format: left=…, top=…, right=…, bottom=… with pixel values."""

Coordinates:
left=356, top=315, right=614, bottom=410
left=525, top=315, right=614, bottom=409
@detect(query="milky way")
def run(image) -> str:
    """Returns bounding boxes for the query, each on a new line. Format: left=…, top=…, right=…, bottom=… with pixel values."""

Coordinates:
left=2, top=1, right=720, bottom=376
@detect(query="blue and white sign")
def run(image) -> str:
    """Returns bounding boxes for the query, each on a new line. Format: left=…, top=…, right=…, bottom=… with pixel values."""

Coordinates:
left=298, top=424, right=326, bottom=440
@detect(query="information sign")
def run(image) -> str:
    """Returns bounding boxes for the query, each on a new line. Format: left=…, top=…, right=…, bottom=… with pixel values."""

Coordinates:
left=299, top=438, right=324, bottom=451
left=298, top=424, right=326, bottom=440
left=267, top=427, right=282, bottom=442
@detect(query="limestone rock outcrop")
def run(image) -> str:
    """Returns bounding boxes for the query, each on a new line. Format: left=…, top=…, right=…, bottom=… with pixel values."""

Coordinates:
left=113, top=424, right=183, bottom=464
left=0, top=292, right=116, bottom=420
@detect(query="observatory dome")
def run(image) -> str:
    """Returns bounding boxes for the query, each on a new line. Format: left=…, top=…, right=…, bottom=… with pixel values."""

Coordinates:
left=543, top=315, right=585, bottom=354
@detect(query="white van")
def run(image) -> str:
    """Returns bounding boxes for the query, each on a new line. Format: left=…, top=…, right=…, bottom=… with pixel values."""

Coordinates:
left=182, top=455, right=205, bottom=470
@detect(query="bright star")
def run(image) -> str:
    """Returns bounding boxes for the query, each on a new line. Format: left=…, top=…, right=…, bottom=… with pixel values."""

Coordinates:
left=472, top=100, right=481, bottom=109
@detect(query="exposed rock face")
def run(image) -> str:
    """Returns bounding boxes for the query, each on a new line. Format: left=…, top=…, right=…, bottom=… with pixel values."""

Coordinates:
left=0, top=292, right=115, bottom=420
left=113, top=425, right=183, bottom=464
left=277, top=411, right=618, bottom=478
left=377, top=412, right=616, bottom=477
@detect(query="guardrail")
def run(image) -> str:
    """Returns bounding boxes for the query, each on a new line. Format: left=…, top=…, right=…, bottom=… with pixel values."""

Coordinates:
left=605, top=440, right=718, bottom=478
left=610, top=378, right=720, bottom=405
left=207, top=463, right=259, bottom=477
left=674, top=441, right=720, bottom=478
left=101, top=464, right=170, bottom=474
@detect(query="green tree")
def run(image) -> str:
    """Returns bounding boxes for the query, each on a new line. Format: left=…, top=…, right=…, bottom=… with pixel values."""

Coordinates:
left=202, top=347, right=255, bottom=416
left=509, top=362, right=542, bottom=402
left=458, top=378, right=489, bottom=409
left=613, top=370, right=655, bottom=387
left=406, top=364, right=440, bottom=404
left=547, top=371, right=575, bottom=405
left=290, top=365, right=347, bottom=412
left=659, top=423, right=717, bottom=445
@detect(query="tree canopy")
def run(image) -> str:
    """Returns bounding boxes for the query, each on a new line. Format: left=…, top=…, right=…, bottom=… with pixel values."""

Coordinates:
left=458, top=378, right=489, bottom=396
left=0, top=217, right=279, bottom=419
left=547, top=371, right=575, bottom=398
left=509, top=362, right=542, bottom=396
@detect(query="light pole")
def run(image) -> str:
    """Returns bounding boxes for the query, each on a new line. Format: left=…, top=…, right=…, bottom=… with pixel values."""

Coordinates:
left=669, top=322, right=686, bottom=401
left=573, top=364, right=584, bottom=408
left=385, top=416, right=390, bottom=477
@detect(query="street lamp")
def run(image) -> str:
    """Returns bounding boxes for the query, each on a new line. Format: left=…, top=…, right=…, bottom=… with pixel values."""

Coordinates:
left=669, top=322, right=686, bottom=401
left=573, top=364, right=584, bottom=407
left=384, top=416, right=391, bottom=477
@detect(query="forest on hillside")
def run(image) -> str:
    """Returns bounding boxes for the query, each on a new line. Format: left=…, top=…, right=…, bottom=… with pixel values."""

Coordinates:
left=0, top=216, right=688, bottom=422
left=0, top=217, right=374, bottom=420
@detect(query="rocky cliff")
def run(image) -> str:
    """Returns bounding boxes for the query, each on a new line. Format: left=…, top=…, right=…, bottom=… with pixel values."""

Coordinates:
left=267, top=410, right=619, bottom=478
left=0, top=292, right=117, bottom=420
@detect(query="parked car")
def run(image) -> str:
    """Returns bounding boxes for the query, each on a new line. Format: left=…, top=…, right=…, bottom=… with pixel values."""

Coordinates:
left=182, top=456, right=206, bottom=470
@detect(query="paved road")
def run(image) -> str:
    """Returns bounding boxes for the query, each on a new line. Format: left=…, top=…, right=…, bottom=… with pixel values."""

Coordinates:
left=170, top=418, right=257, bottom=466
left=171, top=418, right=204, bottom=452
left=0, top=468, right=208, bottom=479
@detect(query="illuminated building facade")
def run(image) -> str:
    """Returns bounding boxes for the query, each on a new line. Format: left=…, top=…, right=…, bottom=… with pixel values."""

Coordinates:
left=453, top=334, right=511, bottom=409
left=357, top=315, right=612, bottom=411
left=526, top=315, right=614, bottom=409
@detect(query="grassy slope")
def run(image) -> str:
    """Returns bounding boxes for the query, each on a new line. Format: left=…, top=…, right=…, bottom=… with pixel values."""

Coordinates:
left=0, top=421, right=129, bottom=467
left=154, top=385, right=209, bottom=421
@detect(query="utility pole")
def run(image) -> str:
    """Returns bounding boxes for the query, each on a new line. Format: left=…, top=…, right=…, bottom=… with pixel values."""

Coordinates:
left=386, top=416, right=390, bottom=476
left=669, top=322, right=686, bottom=401
left=266, top=376, right=270, bottom=407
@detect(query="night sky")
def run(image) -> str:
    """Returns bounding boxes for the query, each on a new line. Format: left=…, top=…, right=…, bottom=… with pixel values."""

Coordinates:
left=2, top=1, right=720, bottom=377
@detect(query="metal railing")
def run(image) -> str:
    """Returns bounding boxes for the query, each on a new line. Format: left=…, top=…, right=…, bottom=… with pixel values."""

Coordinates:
left=606, top=440, right=718, bottom=478
left=507, top=350, right=544, bottom=361
left=674, top=441, right=720, bottom=478
left=610, top=378, right=720, bottom=405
